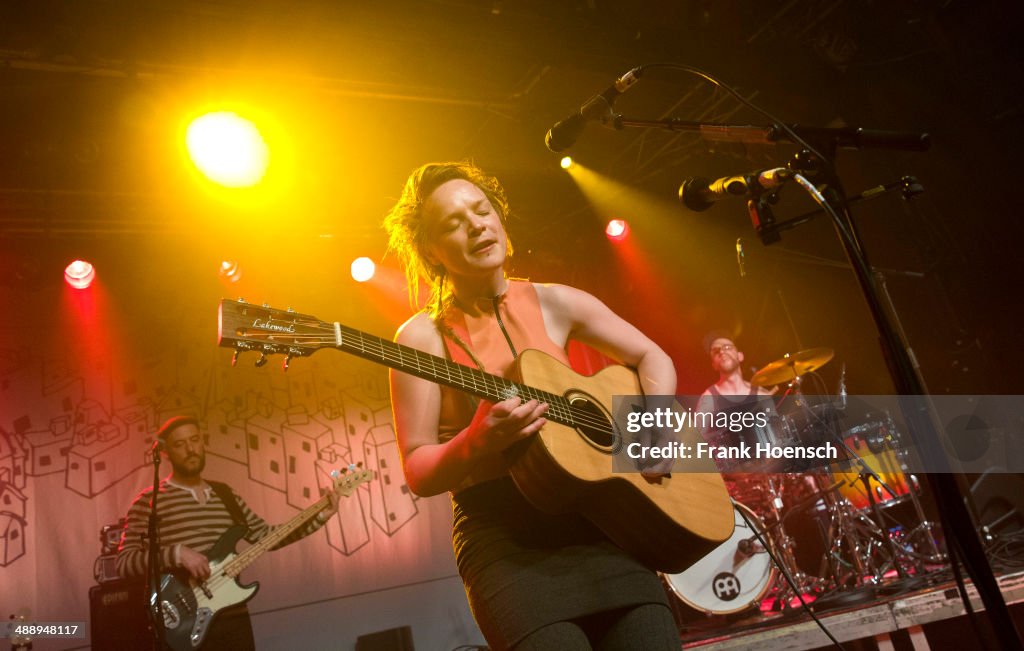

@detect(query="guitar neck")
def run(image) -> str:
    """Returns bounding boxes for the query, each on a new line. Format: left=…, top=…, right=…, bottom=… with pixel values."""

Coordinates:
left=223, top=493, right=330, bottom=576
left=331, top=322, right=576, bottom=427
left=217, top=299, right=577, bottom=428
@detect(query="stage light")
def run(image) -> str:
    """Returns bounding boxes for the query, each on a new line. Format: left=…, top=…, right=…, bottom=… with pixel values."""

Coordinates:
left=186, top=111, right=269, bottom=187
left=65, top=260, right=96, bottom=289
left=219, top=260, right=242, bottom=283
left=351, top=257, right=375, bottom=282
left=605, top=219, right=629, bottom=242
left=560, top=156, right=574, bottom=170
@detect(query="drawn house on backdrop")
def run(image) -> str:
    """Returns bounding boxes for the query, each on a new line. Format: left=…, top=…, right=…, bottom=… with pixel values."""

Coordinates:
left=246, top=406, right=287, bottom=491
left=156, top=388, right=201, bottom=426
left=113, top=404, right=153, bottom=464
left=283, top=405, right=333, bottom=509
left=340, top=388, right=392, bottom=470
left=363, top=424, right=417, bottom=535
left=0, top=430, right=28, bottom=489
left=23, top=415, right=73, bottom=476
left=0, top=513, right=27, bottom=566
left=206, top=400, right=250, bottom=464
left=0, top=478, right=28, bottom=567
left=0, top=482, right=27, bottom=519
left=66, top=422, right=132, bottom=497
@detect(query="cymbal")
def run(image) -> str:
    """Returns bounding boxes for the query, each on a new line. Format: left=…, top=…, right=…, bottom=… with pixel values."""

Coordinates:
left=751, top=347, right=834, bottom=386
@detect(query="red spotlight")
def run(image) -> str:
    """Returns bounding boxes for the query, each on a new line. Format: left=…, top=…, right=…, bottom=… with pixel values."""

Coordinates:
left=64, top=260, right=96, bottom=289
left=605, top=219, right=629, bottom=242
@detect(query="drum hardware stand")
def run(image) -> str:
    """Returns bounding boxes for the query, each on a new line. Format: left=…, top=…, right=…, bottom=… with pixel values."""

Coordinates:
left=898, top=474, right=946, bottom=565
left=861, top=471, right=913, bottom=580
left=817, top=475, right=879, bottom=587
left=759, top=475, right=827, bottom=608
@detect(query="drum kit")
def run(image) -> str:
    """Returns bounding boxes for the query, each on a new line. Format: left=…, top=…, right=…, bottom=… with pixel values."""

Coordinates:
left=663, top=347, right=946, bottom=619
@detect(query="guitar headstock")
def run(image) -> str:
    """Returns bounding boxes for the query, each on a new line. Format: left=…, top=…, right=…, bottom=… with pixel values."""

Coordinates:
left=330, top=464, right=374, bottom=497
left=218, top=299, right=333, bottom=369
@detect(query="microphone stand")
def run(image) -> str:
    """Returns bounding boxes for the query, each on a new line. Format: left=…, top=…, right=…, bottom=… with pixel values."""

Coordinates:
left=607, top=117, right=932, bottom=152
left=607, top=113, right=1018, bottom=647
left=147, top=446, right=167, bottom=651
left=785, top=137, right=1018, bottom=649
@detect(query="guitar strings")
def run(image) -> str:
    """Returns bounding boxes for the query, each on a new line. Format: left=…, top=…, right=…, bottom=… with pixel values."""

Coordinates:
left=236, top=325, right=620, bottom=434
left=188, top=499, right=331, bottom=602
left=244, top=331, right=617, bottom=434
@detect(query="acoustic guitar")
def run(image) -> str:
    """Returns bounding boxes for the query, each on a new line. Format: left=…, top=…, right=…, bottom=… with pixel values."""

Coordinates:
left=217, top=299, right=732, bottom=572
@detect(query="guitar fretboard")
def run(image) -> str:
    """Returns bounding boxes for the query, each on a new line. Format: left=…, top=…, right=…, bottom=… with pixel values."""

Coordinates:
left=331, top=322, right=580, bottom=427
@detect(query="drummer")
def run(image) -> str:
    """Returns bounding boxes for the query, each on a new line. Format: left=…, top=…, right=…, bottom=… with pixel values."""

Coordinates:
left=700, top=332, right=775, bottom=403
left=697, top=332, right=787, bottom=474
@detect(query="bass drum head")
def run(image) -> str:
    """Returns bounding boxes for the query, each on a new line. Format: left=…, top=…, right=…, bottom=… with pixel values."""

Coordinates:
left=662, top=502, right=774, bottom=615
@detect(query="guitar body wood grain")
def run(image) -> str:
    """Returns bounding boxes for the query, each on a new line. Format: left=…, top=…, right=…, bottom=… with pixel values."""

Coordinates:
left=507, top=349, right=734, bottom=574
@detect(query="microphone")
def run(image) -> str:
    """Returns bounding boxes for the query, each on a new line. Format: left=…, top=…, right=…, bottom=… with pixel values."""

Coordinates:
left=544, top=67, right=642, bottom=153
left=678, top=167, right=793, bottom=212
left=837, top=363, right=847, bottom=410
left=152, top=439, right=165, bottom=452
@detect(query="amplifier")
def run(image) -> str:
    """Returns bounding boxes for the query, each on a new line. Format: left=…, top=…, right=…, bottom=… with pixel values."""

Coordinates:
left=89, top=580, right=153, bottom=650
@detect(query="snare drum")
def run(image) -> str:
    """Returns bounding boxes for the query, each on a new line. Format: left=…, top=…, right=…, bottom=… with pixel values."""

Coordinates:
left=833, top=419, right=909, bottom=511
left=662, top=502, right=774, bottom=615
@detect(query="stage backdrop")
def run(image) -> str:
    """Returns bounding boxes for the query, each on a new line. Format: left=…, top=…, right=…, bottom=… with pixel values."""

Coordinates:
left=0, top=255, right=485, bottom=650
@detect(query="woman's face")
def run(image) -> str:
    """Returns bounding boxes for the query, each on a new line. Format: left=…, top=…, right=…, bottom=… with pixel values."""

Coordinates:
left=422, top=178, right=508, bottom=279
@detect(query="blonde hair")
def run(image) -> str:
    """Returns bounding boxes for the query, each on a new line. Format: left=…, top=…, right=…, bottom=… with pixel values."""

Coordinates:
left=383, top=162, right=514, bottom=317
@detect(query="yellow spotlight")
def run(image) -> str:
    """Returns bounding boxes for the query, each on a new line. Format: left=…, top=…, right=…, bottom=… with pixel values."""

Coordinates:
left=218, top=260, right=242, bottom=283
left=560, top=156, right=574, bottom=170
left=351, top=257, right=376, bottom=282
left=186, top=112, right=270, bottom=187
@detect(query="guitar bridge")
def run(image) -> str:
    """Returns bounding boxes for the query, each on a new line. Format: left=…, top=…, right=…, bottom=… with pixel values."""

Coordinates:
left=190, top=607, right=213, bottom=648
left=156, top=601, right=181, bottom=629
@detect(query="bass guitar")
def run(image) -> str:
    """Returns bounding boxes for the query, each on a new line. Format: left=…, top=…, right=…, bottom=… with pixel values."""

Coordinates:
left=154, top=464, right=372, bottom=651
left=217, top=299, right=732, bottom=573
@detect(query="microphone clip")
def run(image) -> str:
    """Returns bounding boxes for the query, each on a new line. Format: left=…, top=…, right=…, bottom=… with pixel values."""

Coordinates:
left=748, top=196, right=781, bottom=246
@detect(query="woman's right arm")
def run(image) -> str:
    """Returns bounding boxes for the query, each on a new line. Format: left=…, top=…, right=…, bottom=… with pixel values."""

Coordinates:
left=389, top=314, right=548, bottom=497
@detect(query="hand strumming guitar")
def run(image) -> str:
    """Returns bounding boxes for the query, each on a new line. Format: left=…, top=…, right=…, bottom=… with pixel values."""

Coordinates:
left=465, top=396, right=549, bottom=457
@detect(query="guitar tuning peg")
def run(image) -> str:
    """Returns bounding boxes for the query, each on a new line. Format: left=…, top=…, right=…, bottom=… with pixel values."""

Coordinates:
left=349, top=463, right=359, bottom=471
left=255, top=353, right=268, bottom=368
left=287, top=307, right=295, bottom=313
left=262, top=302, right=270, bottom=308
left=231, top=350, right=240, bottom=367
left=282, top=355, right=292, bottom=371
left=329, top=469, right=340, bottom=479
left=237, top=297, right=246, bottom=303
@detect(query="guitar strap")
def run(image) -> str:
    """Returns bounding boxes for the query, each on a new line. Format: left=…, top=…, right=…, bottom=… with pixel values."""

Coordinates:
left=208, top=481, right=248, bottom=531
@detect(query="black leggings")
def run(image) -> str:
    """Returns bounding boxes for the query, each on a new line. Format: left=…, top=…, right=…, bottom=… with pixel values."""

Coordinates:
left=511, top=603, right=678, bottom=651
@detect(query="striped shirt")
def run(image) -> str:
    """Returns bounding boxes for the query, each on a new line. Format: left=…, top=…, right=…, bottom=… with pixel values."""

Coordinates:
left=116, top=478, right=325, bottom=579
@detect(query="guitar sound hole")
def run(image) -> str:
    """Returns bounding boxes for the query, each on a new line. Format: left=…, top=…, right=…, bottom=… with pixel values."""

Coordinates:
left=568, top=395, right=617, bottom=451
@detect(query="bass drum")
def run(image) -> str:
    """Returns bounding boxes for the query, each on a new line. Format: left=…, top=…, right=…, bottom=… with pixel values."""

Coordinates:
left=662, top=502, right=775, bottom=615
